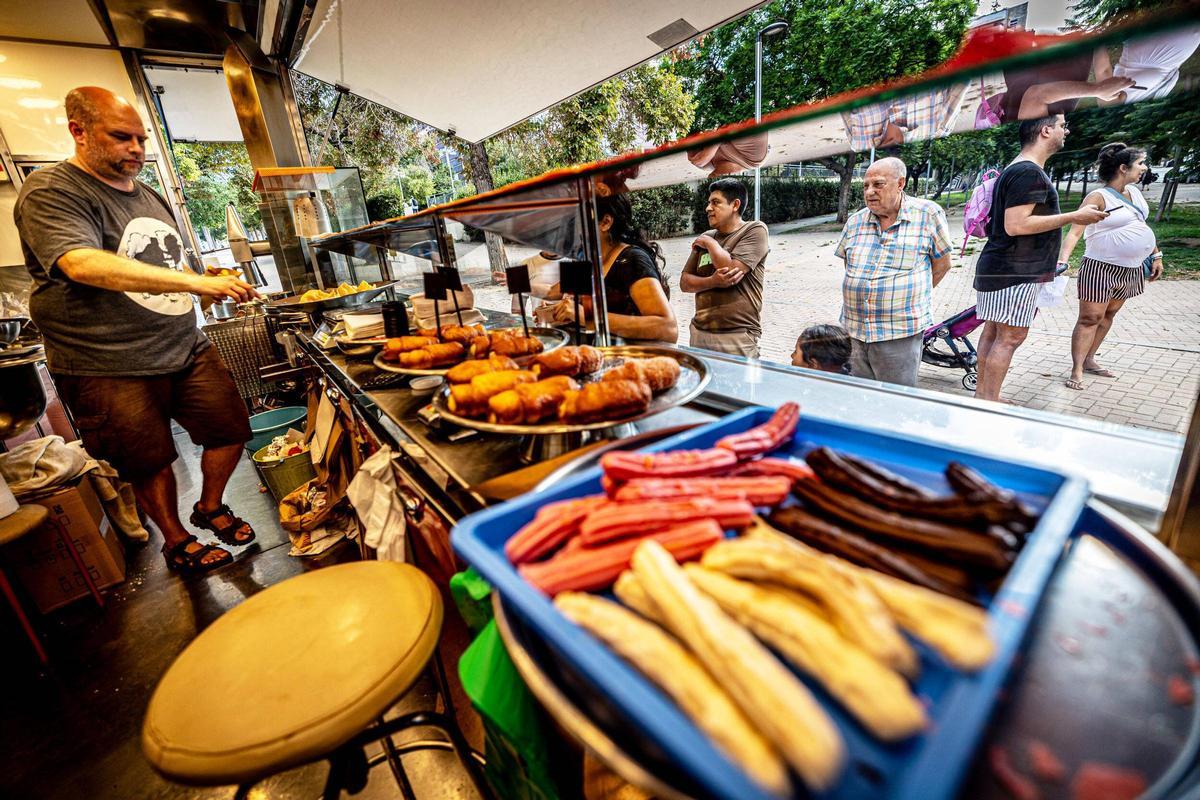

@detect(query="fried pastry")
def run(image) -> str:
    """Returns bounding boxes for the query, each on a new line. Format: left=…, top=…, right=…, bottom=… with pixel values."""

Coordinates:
left=704, top=533, right=919, bottom=678
left=559, top=379, right=651, bottom=424
left=489, top=331, right=545, bottom=358
left=488, top=376, right=579, bottom=424
left=447, top=369, right=536, bottom=417
left=683, top=565, right=928, bottom=742
left=439, top=323, right=486, bottom=345
left=555, top=592, right=791, bottom=796
left=601, top=356, right=681, bottom=393
left=629, top=541, right=844, bottom=791
left=532, top=345, right=603, bottom=377
left=398, top=342, right=464, bottom=369
left=382, top=336, right=437, bottom=361
left=446, top=354, right=519, bottom=384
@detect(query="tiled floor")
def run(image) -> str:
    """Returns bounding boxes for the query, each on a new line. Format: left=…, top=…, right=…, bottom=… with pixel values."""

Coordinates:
left=0, top=432, right=481, bottom=800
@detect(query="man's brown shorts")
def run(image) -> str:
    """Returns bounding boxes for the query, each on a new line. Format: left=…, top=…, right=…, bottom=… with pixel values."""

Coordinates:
left=53, top=346, right=252, bottom=482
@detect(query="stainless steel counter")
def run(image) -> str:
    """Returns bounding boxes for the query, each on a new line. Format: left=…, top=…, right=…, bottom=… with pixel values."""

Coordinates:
left=300, top=336, right=716, bottom=518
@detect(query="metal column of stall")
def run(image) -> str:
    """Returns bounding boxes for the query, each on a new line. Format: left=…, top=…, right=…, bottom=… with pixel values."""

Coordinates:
left=223, top=39, right=313, bottom=294
left=577, top=177, right=611, bottom=347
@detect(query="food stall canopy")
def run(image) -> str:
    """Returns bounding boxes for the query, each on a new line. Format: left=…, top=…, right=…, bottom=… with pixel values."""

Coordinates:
left=314, top=15, right=1198, bottom=257
left=143, top=67, right=244, bottom=142
left=291, top=0, right=765, bottom=143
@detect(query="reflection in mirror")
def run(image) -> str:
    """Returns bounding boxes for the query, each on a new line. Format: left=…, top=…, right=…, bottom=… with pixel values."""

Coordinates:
left=604, top=22, right=1199, bottom=435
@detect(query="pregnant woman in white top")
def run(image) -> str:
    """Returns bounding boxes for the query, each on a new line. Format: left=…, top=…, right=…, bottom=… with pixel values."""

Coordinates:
left=1057, top=143, right=1163, bottom=391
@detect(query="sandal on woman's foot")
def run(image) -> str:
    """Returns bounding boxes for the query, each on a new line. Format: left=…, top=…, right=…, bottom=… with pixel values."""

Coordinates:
left=190, top=502, right=256, bottom=547
left=162, top=535, right=232, bottom=575
left=1083, top=367, right=1115, bottom=378
left=1065, top=378, right=1085, bottom=390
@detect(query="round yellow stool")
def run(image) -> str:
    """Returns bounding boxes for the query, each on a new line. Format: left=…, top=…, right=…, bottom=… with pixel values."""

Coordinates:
left=142, top=561, right=488, bottom=798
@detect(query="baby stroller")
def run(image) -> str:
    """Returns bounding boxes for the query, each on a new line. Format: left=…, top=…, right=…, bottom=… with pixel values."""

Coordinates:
left=921, top=306, right=983, bottom=390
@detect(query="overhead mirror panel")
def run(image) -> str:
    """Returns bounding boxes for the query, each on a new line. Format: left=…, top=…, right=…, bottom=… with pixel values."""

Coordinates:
left=443, top=181, right=588, bottom=259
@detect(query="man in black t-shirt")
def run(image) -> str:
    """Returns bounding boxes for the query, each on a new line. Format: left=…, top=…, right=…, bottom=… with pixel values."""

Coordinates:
left=973, top=114, right=1107, bottom=402
left=14, top=87, right=260, bottom=575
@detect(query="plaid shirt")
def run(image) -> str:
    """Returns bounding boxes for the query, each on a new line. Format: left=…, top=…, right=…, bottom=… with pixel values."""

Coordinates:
left=844, top=88, right=957, bottom=151
left=835, top=196, right=951, bottom=342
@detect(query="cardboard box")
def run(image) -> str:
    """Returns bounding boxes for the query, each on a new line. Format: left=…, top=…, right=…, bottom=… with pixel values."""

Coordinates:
left=5, top=478, right=126, bottom=613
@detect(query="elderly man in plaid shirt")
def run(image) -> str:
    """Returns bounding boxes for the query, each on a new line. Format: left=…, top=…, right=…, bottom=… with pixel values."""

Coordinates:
left=834, top=157, right=952, bottom=386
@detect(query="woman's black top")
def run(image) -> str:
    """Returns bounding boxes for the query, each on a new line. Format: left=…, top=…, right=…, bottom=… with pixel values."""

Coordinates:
left=604, top=244, right=665, bottom=316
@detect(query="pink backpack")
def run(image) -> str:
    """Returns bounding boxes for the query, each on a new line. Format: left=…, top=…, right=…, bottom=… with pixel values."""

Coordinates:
left=961, top=168, right=1001, bottom=255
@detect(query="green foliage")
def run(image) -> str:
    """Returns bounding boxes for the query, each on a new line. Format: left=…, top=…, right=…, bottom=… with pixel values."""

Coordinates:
left=399, top=164, right=436, bottom=204
left=630, top=184, right=696, bottom=239
left=172, top=141, right=260, bottom=240
left=1149, top=202, right=1200, bottom=279
left=676, top=0, right=976, bottom=132
left=291, top=72, right=442, bottom=198
left=1068, top=0, right=1171, bottom=27
left=485, top=61, right=695, bottom=186
left=366, top=192, right=406, bottom=222
left=689, top=176, right=864, bottom=231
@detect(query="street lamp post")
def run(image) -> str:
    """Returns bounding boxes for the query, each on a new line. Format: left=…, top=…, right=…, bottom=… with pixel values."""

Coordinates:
left=754, top=20, right=790, bottom=221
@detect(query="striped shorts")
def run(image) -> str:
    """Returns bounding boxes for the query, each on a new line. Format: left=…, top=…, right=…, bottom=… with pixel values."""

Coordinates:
left=1078, top=257, right=1145, bottom=303
left=976, top=282, right=1041, bottom=328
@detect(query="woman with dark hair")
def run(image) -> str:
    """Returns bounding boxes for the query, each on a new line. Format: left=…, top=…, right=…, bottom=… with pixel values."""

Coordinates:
left=791, top=324, right=852, bottom=374
left=1058, top=142, right=1162, bottom=391
left=551, top=192, right=678, bottom=344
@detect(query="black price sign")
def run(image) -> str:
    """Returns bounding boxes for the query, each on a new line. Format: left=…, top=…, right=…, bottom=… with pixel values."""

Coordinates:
left=422, top=270, right=447, bottom=301
left=505, top=264, right=531, bottom=295
left=437, top=266, right=464, bottom=292
left=382, top=301, right=409, bottom=338
left=560, top=260, right=594, bottom=296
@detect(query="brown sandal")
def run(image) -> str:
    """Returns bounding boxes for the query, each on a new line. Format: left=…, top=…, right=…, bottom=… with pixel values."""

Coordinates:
left=162, top=535, right=232, bottom=574
left=190, top=503, right=256, bottom=546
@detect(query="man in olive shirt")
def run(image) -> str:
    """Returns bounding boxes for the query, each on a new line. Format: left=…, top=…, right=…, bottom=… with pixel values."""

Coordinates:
left=14, top=87, right=259, bottom=575
left=680, top=179, right=769, bottom=358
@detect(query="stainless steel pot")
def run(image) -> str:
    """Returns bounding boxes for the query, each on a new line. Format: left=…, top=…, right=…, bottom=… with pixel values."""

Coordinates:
left=0, top=355, right=48, bottom=439
left=0, top=316, right=28, bottom=345
left=212, top=299, right=238, bottom=320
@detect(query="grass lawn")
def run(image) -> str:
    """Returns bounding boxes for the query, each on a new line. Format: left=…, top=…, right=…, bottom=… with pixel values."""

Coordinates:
left=1150, top=203, right=1200, bottom=279
left=1056, top=202, right=1199, bottom=279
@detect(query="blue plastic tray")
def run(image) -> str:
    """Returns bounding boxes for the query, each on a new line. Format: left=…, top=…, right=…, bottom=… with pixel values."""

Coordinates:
left=453, top=407, right=1091, bottom=800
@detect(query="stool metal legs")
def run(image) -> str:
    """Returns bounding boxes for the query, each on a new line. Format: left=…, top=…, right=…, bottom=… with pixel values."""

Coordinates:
left=0, top=567, right=47, bottom=664
left=323, top=711, right=493, bottom=800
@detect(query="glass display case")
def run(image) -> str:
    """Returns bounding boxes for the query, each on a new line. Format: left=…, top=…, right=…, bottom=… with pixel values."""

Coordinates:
left=253, top=165, right=373, bottom=290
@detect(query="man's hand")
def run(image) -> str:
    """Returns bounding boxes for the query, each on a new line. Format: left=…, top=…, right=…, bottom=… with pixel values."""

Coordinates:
left=1151, top=257, right=1164, bottom=281
left=692, top=234, right=717, bottom=252
left=551, top=298, right=578, bottom=324
left=710, top=267, right=744, bottom=288
left=1094, top=76, right=1136, bottom=101
left=191, top=274, right=258, bottom=302
left=1070, top=206, right=1109, bottom=226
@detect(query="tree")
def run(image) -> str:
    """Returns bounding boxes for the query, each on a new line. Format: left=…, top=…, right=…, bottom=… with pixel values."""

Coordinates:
left=1069, top=0, right=1172, bottom=28
left=896, top=127, right=1007, bottom=199
left=172, top=141, right=261, bottom=245
left=675, top=0, right=976, bottom=220
left=291, top=72, right=441, bottom=198
left=399, top=164, right=436, bottom=205
left=465, top=141, right=510, bottom=280
left=484, top=61, right=695, bottom=186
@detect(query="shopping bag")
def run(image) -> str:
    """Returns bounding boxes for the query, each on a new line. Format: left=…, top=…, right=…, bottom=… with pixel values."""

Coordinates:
left=1036, top=274, right=1069, bottom=309
left=459, top=620, right=573, bottom=800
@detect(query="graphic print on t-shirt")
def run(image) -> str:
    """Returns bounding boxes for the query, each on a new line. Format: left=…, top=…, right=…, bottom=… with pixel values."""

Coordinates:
left=117, top=216, right=193, bottom=315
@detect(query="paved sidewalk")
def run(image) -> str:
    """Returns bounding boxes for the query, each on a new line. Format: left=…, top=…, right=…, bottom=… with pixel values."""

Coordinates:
left=463, top=206, right=1199, bottom=435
